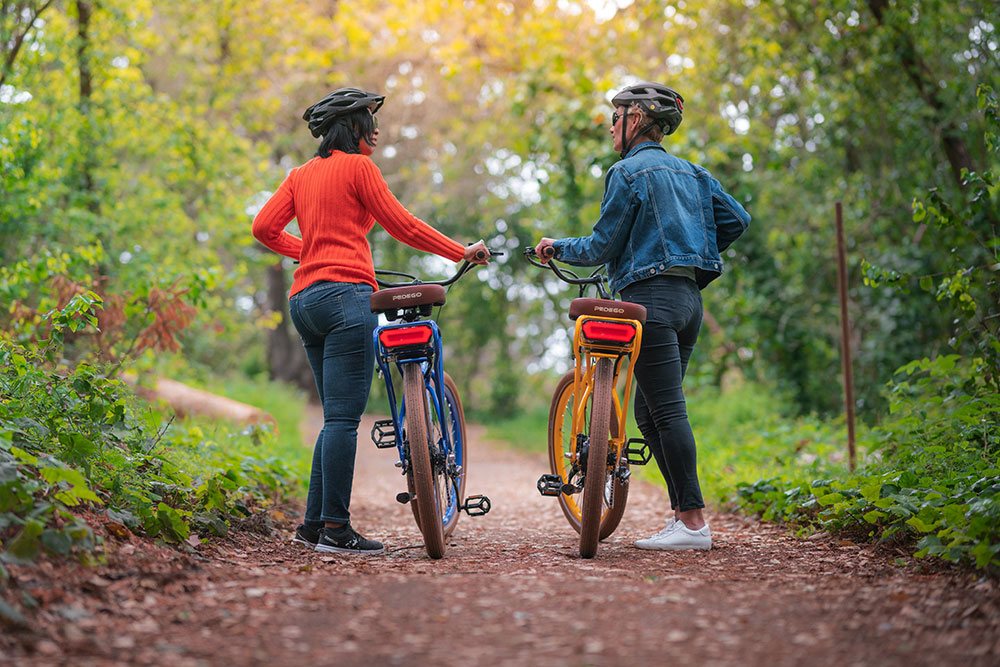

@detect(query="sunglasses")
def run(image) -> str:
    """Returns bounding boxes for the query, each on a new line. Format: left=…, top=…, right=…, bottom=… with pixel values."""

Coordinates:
left=611, top=109, right=629, bottom=126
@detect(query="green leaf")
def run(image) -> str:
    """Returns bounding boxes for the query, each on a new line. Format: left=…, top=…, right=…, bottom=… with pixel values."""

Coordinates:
left=107, top=508, right=140, bottom=529
left=40, top=466, right=102, bottom=506
left=9, top=447, right=37, bottom=466
left=874, top=497, right=895, bottom=510
left=860, top=480, right=882, bottom=502
left=4, top=519, right=44, bottom=563
left=971, top=541, right=1000, bottom=568
left=0, top=462, right=19, bottom=484
left=192, top=511, right=228, bottom=537
left=863, top=510, right=887, bottom=524
left=906, top=516, right=939, bottom=533
left=58, top=432, right=98, bottom=464
left=40, top=529, right=73, bottom=556
left=156, top=503, right=190, bottom=542
left=816, top=492, right=844, bottom=506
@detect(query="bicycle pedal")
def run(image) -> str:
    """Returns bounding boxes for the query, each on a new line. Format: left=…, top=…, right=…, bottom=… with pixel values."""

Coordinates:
left=371, top=419, right=397, bottom=449
left=536, top=474, right=564, bottom=497
left=460, top=495, right=491, bottom=516
left=625, top=437, right=652, bottom=465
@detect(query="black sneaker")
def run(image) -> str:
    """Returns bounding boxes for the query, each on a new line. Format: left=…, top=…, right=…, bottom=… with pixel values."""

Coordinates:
left=315, top=525, right=385, bottom=555
left=293, top=524, right=322, bottom=547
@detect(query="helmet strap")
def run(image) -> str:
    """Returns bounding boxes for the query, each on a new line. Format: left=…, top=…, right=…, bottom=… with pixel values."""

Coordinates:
left=620, top=116, right=658, bottom=158
left=619, top=107, right=630, bottom=159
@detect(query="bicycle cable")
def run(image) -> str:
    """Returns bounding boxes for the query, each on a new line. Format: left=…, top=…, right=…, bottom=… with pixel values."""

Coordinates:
left=522, top=247, right=611, bottom=299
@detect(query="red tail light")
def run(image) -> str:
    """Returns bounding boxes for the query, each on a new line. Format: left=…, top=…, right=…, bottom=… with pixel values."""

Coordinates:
left=581, top=319, right=636, bottom=344
left=379, top=325, right=433, bottom=348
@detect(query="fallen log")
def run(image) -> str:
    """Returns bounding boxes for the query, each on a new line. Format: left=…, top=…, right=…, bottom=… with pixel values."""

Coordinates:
left=126, top=375, right=275, bottom=428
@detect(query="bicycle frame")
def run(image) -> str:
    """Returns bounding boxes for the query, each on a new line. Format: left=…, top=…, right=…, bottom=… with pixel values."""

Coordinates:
left=522, top=247, right=644, bottom=470
left=373, top=320, right=462, bottom=527
left=367, top=253, right=498, bottom=558
left=568, top=315, right=644, bottom=470
left=527, top=247, right=651, bottom=553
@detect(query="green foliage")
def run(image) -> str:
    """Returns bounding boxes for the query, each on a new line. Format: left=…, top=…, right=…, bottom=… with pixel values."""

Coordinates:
left=680, top=382, right=846, bottom=507
left=730, top=71, right=999, bottom=573
left=736, top=355, right=1000, bottom=570
left=864, top=84, right=1000, bottom=391
left=0, top=298, right=304, bottom=565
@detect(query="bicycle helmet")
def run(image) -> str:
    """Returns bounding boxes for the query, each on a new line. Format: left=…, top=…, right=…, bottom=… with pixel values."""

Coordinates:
left=302, top=87, right=385, bottom=138
left=611, top=82, right=684, bottom=136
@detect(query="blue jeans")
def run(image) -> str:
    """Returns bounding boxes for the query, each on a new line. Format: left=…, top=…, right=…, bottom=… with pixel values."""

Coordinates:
left=621, top=275, right=705, bottom=512
left=288, top=281, right=377, bottom=525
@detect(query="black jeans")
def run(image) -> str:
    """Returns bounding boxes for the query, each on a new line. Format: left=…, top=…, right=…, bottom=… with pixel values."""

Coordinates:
left=288, top=281, right=377, bottom=525
left=621, top=275, right=705, bottom=512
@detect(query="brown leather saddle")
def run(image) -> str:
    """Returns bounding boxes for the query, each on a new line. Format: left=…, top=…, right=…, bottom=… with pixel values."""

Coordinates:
left=568, top=298, right=647, bottom=324
left=370, top=284, right=447, bottom=314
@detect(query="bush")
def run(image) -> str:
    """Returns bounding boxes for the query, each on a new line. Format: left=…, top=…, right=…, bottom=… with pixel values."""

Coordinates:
left=0, top=296, right=303, bottom=573
left=736, top=355, right=1000, bottom=569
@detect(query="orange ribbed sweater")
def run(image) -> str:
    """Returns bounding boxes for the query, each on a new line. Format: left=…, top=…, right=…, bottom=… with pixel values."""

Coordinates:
left=252, top=152, right=466, bottom=296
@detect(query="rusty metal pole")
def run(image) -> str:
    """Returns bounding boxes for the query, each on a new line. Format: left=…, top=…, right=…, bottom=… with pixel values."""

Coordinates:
left=835, top=202, right=857, bottom=471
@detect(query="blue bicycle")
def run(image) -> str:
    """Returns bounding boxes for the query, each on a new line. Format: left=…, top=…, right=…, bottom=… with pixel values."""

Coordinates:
left=368, top=255, right=495, bottom=559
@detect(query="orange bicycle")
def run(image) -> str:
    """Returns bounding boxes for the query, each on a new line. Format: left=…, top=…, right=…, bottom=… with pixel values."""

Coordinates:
left=525, top=248, right=652, bottom=558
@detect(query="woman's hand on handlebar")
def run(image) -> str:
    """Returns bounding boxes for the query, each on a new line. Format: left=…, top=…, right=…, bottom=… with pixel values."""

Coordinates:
left=464, top=240, right=491, bottom=265
left=534, top=238, right=556, bottom=263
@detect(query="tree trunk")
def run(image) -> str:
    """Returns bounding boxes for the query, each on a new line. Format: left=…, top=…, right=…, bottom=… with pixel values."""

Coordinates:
left=75, top=0, right=98, bottom=214
left=265, top=262, right=316, bottom=397
left=865, top=0, right=979, bottom=188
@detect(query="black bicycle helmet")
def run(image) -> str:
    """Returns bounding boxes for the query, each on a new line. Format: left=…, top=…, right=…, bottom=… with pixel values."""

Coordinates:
left=611, top=82, right=684, bottom=136
left=302, top=87, right=385, bottom=138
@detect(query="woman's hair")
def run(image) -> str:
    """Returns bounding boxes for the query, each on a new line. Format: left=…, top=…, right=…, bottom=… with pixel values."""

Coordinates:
left=316, top=109, right=377, bottom=158
left=632, top=103, right=666, bottom=143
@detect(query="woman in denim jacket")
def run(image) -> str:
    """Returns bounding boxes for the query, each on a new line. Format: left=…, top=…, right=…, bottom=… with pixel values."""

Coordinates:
left=535, top=82, right=750, bottom=550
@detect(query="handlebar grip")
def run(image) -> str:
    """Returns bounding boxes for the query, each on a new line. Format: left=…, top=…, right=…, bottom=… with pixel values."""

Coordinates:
left=541, top=245, right=555, bottom=259
left=474, top=249, right=487, bottom=261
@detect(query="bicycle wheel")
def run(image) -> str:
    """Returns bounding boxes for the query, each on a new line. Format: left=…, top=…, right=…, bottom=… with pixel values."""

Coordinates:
left=403, top=363, right=446, bottom=559
left=578, top=358, right=614, bottom=557
left=431, top=373, right=468, bottom=538
left=548, top=364, right=628, bottom=543
left=410, top=372, right=467, bottom=539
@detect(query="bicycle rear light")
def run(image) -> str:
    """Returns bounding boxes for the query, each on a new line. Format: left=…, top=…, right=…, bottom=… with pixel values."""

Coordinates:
left=581, top=319, right=636, bottom=344
left=379, top=324, right=433, bottom=348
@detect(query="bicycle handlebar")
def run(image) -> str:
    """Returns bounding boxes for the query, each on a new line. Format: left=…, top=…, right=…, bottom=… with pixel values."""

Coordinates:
left=375, top=249, right=505, bottom=289
left=522, top=247, right=610, bottom=298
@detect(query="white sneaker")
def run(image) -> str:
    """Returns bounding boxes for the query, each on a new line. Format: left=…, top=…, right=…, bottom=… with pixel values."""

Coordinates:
left=633, top=517, right=677, bottom=548
left=635, top=520, right=711, bottom=551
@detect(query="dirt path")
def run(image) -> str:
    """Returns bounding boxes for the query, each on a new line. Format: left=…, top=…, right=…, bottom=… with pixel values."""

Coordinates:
left=4, top=410, right=999, bottom=666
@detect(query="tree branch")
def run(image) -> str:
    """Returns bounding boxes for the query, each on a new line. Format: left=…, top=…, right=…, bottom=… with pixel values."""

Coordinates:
left=865, top=0, right=978, bottom=188
left=0, top=0, right=55, bottom=88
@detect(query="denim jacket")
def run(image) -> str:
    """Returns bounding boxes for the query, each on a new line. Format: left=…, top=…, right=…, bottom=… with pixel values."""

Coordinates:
left=552, top=142, right=751, bottom=292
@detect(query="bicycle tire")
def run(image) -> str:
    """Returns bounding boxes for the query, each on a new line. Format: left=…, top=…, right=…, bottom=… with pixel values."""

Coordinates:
left=547, top=371, right=628, bottom=540
left=403, top=364, right=446, bottom=559
left=408, top=373, right=467, bottom=539
left=579, top=357, right=614, bottom=558
left=443, top=373, right=469, bottom=539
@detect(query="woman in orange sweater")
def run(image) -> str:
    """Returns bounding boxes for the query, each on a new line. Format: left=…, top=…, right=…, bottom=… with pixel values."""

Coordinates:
left=253, top=87, right=489, bottom=555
